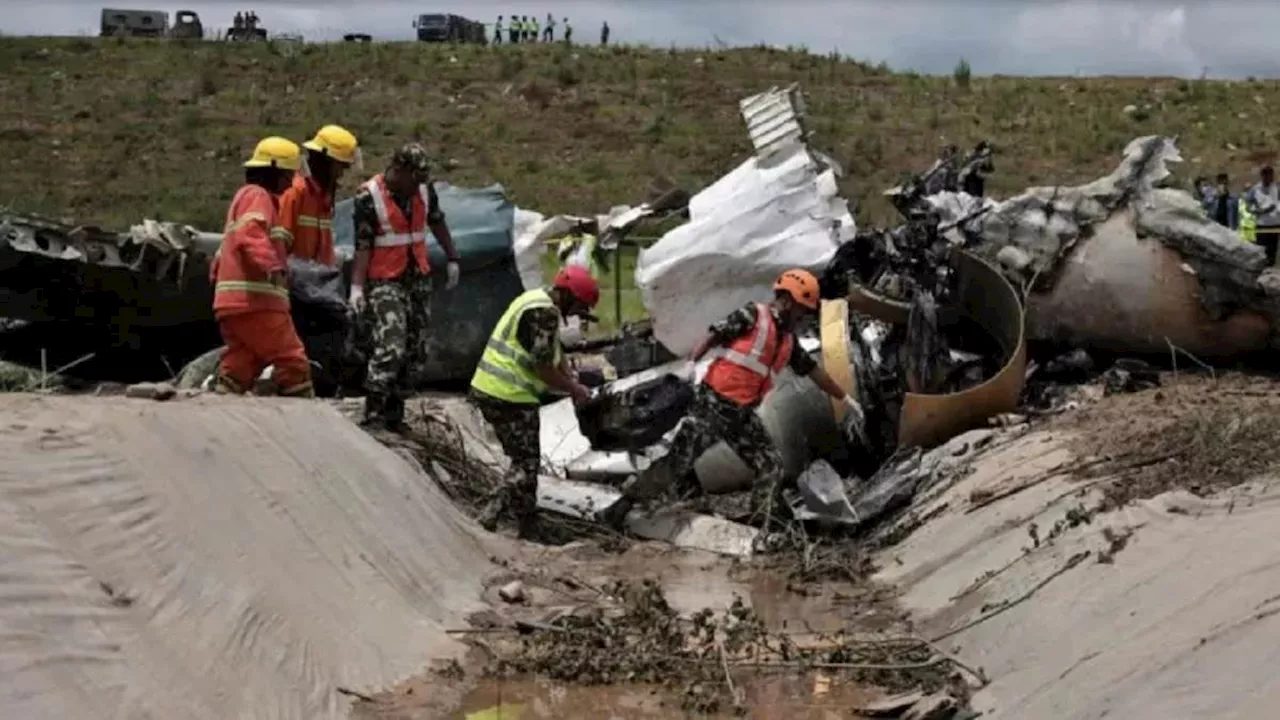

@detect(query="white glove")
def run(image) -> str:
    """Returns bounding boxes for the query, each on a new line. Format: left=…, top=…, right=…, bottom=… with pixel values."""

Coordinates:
left=841, top=395, right=867, bottom=442
left=348, top=285, right=365, bottom=313
left=445, top=261, right=460, bottom=290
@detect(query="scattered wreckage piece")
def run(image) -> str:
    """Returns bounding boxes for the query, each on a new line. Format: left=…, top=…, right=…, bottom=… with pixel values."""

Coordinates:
left=896, top=251, right=1026, bottom=449
left=0, top=213, right=217, bottom=327
left=938, top=135, right=1276, bottom=358
left=536, top=476, right=758, bottom=557
left=634, top=85, right=856, bottom=357
left=420, top=395, right=757, bottom=556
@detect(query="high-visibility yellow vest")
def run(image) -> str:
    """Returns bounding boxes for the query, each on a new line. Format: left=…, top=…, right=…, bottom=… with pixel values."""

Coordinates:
left=1240, top=197, right=1257, bottom=243
left=557, top=233, right=605, bottom=280
left=471, top=288, right=563, bottom=404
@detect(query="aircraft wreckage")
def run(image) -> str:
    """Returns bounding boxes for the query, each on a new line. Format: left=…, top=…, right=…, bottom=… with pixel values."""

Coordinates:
left=0, top=89, right=1272, bottom=482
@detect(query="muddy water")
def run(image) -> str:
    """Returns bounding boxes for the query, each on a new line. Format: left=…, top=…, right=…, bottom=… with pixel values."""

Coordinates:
left=454, top=672, right=873, bottom=719
left=357, top=545, right=900, bottom=719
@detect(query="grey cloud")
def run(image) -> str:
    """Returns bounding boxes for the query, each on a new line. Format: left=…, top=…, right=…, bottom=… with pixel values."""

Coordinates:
left=3, top=0, right=1279, bottom=79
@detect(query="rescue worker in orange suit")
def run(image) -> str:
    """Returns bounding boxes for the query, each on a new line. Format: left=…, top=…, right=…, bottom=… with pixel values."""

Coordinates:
left=210, top=137, right=315, bottom=398
left=348, top=143, right=462, bottom=430
left=276, top=125, right=360, bottom=266
left=597, top=269, right=866, bottom=530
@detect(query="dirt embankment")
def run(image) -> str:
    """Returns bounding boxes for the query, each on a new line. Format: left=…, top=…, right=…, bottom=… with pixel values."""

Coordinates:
left=2, top=37, right=1276, bottom=229
left=1051, top=372, right=1280, bottom=508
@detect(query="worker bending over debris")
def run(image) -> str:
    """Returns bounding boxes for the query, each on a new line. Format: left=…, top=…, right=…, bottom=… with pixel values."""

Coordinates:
left=277, top=125, right=359, bottom=266
left=349, top=143, right=462, bottom=431
left=211, top=137, right=315, bottom=398
left=597, top=269, right=865, bottom=530
left=470, top=265, right=601, bottom=539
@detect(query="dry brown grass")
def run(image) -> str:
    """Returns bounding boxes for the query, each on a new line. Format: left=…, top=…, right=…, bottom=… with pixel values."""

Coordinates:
left=3, top=37, right=1280, bottom=230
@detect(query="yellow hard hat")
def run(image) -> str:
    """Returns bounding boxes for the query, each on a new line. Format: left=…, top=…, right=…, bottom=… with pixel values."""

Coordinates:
left=302, top=124, right=360, bottom=165
left=243, top=136, right=302, bottom=171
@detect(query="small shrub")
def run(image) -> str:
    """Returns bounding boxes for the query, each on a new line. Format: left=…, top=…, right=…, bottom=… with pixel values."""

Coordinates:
left=953, top=58, right=972, bottom=90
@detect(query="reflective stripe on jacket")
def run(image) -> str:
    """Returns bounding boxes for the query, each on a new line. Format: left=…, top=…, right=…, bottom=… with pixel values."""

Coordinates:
left=211, top=184, right=289, bottom=318
left=278, top=173, right=336, bottom=266
left=703, top=302, right=793, bottom=407
left=470, top=288, right=563, bottom=404
left=363, top=174, right=431, bottom=281
left=1240, top=197, right=1257, bottom=243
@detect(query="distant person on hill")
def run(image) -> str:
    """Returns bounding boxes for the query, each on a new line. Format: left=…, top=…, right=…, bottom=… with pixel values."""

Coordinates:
left=233, top=12, right=244, bottom=30
left=508, top=14, right=519, bottom=43
left=1198, top=174, right=1238, bottom=231
left=601, top=21, right=610, bottom=46
left=544, top=13, right=555, bottom=42
left=493, top=16, right=503, bottom=44
left=1245, top=166, right=1280, bottom=264
left=1213, top=174, right=1239, bottom=231
left=563, top=18, right=572, bottom=44
left=530, top=16, right=540, bottom=43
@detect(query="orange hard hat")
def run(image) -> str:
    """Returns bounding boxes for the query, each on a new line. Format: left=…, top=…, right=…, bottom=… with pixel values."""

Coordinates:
left=773, top=268, right=820, bottom=310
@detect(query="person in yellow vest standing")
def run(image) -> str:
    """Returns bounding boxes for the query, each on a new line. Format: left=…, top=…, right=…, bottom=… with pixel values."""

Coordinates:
left=1245, top=166, right=1280, bottom=262
left=348, top=143, right=462, bottom=431
left=1240, top=196, right=1257, bottom=243
left=470, top=265, right=600, bottom=539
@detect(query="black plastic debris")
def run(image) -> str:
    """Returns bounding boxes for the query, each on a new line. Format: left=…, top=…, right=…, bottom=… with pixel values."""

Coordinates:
left=575, top=373, right=694, bottom=453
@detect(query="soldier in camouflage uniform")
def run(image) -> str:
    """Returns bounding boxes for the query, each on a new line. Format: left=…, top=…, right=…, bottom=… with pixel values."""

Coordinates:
left=596, top=269, right=867, bottom=532
left=470, top=266, right=599, bottom=539
left=349, top=143, right=462, bottom=430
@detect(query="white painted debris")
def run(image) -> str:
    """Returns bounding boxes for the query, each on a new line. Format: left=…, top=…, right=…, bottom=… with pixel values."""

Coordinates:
left=536, top=476, right=757, bottom=557
left=634, top=86, right=856, bottom=356
left=498, top=581, right=527, bottom=604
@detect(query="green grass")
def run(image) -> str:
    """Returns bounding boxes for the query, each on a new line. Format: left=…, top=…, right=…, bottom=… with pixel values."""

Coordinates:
left=3, top=37, right=1276, bottom=234
left=539, top=240, right=647, bottom=336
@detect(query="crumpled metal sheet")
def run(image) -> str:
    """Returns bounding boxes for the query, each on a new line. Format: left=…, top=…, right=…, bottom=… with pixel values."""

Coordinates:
left=740, top=84, right=808, bottom=160
left=929, top=135, right=1279, bottom=356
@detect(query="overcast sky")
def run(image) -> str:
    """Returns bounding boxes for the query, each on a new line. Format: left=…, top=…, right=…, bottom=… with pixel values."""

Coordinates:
left=3, top=1, right=1277, bottom=78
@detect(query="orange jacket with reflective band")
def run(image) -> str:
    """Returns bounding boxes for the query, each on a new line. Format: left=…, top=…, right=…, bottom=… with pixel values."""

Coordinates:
left=703, top=303, right=794, bottom=407
left=363, top=174, right=431, bottom=281
left=210, top=184, right=290, bottom=318
left=277, top=173, right=336, bottom=266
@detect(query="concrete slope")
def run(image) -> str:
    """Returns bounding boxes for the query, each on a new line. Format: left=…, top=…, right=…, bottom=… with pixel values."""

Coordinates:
left=876, top=428, right=1280, bottom=719
left=0, top=394, right=493, bottom=720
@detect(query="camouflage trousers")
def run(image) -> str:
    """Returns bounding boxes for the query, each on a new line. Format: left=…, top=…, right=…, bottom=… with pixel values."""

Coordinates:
left=363, top=273, right=433, bottom=425
left=469, top=389, right=541, bottom=537
left=664, top=384, right=786, bottom=525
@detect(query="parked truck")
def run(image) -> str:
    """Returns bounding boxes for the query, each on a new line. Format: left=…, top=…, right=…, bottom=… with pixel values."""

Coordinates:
left=414, top=13, right=486, bottom=44
left=99, top=8, right=204, bottom=39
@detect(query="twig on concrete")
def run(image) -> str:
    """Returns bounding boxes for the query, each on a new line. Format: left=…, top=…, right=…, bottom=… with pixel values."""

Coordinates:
left=930, top=550, right=1091, bottom=644
left=336, top=686, right=375, bottom=703
left=717, top=640, right=743, bottom=709
left=24, top=351, right=95, bottom=392
left=736, top=657, right=949, bottom=672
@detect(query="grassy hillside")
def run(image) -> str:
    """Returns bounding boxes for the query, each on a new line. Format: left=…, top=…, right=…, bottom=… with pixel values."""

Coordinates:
left=2, top=36, right=1279, bottom=233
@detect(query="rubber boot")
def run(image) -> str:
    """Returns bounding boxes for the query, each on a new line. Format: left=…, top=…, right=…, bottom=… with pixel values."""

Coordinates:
left=361, top=393, right=387, bottom=429
left=384, top=394, right=408, bottom=433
